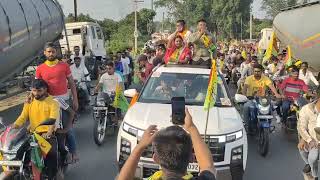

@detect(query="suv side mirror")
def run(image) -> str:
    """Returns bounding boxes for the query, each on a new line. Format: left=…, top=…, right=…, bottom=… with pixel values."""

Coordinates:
left=124, top=89, right=138, bottom=98
left=234, top=94, right=248, bottom=103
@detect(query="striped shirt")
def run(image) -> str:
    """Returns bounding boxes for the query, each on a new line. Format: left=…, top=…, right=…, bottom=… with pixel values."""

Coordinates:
left=279, top=77, right=308, bottom=100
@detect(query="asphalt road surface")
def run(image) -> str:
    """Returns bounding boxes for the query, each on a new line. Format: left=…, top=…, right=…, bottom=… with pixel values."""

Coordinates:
left=0, top=87, right=305, bottom=180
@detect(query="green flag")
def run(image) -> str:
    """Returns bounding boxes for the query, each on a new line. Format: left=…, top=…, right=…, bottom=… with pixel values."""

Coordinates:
left=113, top=85, right=129, bottom=112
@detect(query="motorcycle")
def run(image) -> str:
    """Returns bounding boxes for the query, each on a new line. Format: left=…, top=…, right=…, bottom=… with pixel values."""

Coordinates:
left=92, top=92, right=118, bottom=146
left=235, top=94, right=275, bottom=157
left=284, top=97, right=309, bottom=133
left=0, top=119, right=68, bottom=180
left=75, top=78, right=90, bottom=112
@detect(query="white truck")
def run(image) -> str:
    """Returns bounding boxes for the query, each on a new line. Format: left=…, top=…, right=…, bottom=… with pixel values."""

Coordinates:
left=59, top=22, right=107, bottom=78
left=258, top=28, right=273, bottom=53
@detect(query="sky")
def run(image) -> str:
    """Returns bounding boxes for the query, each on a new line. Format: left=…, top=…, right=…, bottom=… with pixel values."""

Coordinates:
left=57, top=0, right=267, bottom=21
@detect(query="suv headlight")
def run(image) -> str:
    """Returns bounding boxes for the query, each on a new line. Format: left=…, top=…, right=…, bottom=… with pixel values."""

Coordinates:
left=123, top=122, right=144, bottom=137
left=225, top=130, right=243, bottom=143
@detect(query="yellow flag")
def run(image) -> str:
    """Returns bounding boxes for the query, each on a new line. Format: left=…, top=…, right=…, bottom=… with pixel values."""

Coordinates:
left=34, top=133, right=52, bottom=157
left=263, top=32, right=278, bottom=62
left=204, top=59, right=218, bottom=111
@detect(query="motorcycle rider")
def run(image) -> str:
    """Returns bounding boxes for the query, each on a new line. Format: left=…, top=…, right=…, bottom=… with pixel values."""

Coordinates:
left=94, top=61, right=122, bottom=120
left=242, top=64, right=282, bottom=133
left=279, top=66, right=308, bottom=123
left=12, top=79, right=59, bottom=179
left=70, top=56, right=91, bottom=103
left=300, top=62, right=319, bottom=87
left=297, top=86, right=320, bottom=179
left=35, top=42, right=79, bottom=163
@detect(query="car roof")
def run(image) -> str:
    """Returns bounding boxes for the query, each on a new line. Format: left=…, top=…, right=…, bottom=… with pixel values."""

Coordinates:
left=154, top=64, right=211, bottom=75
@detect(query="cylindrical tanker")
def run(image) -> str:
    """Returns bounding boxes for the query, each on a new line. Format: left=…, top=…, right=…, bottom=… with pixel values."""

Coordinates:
left=0, top=0, right=64, bottom=83
left=273, top=1, right=320, bottom=70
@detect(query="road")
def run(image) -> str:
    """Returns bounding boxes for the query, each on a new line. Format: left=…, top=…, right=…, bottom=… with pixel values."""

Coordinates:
left=0, top=88, right=305, bottom=180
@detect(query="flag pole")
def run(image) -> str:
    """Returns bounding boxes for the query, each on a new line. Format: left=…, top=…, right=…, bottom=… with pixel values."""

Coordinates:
left=204, top=99, right=210, bottom=143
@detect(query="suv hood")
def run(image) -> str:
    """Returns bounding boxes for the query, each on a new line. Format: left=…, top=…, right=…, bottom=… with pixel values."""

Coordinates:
left=124, top=102, right=243, bottom=135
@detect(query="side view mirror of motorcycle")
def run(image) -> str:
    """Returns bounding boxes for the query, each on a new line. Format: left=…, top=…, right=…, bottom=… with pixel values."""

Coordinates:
left=234, top=94, right=248, bottom=103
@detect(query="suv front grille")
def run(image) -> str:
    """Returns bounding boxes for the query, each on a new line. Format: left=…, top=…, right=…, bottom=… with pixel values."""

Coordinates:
left=140, top=137, right=225, bottom=162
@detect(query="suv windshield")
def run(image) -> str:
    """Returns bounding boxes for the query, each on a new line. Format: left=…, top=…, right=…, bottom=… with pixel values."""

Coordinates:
left=139, top=72, right=231, bottom=107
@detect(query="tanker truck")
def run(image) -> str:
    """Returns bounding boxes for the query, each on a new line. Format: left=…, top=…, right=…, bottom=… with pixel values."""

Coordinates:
left=273, top=1, right=320, bottom=71
left=0, top=0, right=65, bottom=92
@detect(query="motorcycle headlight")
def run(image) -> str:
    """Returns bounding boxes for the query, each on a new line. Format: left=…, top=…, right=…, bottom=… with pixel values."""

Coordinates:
left=96, top=98, right=105, bottom=107
left=258, top=105, right=270, bottom=115
left=260, top=98, right=268, bottom=107
left=122, top=122, right=144, bottom=138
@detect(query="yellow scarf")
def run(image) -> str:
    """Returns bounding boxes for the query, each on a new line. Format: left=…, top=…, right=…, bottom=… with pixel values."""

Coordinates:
left=169, top=47, right=183, bottom=63
left=201, top=34, right=212, bottom=48
left=148, top=171, right=193, bottom=180
left=45, top=59, right=59, bottom=66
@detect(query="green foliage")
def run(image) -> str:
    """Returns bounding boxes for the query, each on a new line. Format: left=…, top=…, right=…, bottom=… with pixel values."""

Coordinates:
left=245, top=19, right=273, bottom=39
left=155, top=0, right=253, bottom=39
left=65, top=13, right=95, bottom=23
left=261, top=0, right=298, bottom=18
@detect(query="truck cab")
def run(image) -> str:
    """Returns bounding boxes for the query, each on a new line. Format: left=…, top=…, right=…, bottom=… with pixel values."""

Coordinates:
left=60, top=22, right=106, bottom=59
left=117, top=64, right=248, bottom=180
left=258, top=28, right=273, bottom=53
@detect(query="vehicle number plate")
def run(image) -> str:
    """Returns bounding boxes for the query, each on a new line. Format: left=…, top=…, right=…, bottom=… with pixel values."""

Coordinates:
left=93, top=107, right=108, bottom=110
left=0, top=160, right=22, bottom=167
left=257, top=115, right=273, bottom=119
left=187, top=163, right=199, bottom=172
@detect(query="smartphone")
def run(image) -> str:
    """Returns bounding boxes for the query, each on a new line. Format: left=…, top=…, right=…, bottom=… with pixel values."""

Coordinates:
left=171, top=97, right=186, bottom=125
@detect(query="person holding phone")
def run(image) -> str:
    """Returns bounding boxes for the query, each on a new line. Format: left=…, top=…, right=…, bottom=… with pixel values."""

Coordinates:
left=118, top=108, right=216, bottom=180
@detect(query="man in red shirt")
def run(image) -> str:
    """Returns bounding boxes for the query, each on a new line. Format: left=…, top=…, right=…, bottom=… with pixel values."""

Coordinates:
left=36, top=42, right=79, bottom=162
left=137, top=55, right=154, bottom=83
left=279, top=66, right=308, bottom=122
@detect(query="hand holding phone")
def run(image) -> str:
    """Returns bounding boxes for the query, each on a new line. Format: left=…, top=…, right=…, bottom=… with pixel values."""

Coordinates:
left=171, top=97, right=186, bottom=125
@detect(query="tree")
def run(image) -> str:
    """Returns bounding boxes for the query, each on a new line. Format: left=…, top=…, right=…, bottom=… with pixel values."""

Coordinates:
left=65, top=13, right=96, bottom=23
left=261, top=0, right=298, bottom=18
left=98, top=19, right=119, bottom=41
left=155, top=0, right=253, bottom=39
left=245, top=19, right=273, bottom=39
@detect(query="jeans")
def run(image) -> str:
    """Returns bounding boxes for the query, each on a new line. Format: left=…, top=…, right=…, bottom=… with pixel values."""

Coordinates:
left=66, top=128, right=77, bottom=154
left=282, top=100, right=292, bottom=122
left=243, top=100, right=256, bottom=131
left=300, top=148, right=319, bottom=177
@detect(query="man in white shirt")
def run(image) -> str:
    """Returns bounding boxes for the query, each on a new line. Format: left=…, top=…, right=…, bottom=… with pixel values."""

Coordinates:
left=300, top=62, right=319, bottom=87
left=120, top=52, right=131, bottom=89
left=70, top=57, right=91, bottom=101
left=95, top=61, right=120, bottom=95
left=70, top=46, right=85, bottom=68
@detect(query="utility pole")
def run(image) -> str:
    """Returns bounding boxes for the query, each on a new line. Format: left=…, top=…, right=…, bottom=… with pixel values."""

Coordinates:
left=74, top=0, right=78, bottom=22
left=250, top=13, right=253, bottom=41
left=161, top=12, right=164, bottom=33
left=151, top=0, right=154, bottom=11
left=240, top=17, right=243, bottom=41
left=134, top=0, right=144, bottom=55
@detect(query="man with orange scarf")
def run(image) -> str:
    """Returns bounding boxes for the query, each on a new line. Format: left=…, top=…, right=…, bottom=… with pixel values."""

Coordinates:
left=168, top=20, right=192, bottom=43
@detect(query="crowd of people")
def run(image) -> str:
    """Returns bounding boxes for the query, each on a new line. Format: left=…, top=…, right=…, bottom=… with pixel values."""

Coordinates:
left=7, top=15, right=320, bottom=179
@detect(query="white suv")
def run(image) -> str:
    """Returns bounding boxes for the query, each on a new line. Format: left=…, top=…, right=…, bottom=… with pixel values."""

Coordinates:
left=117, top=64, right=247, bottom=179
